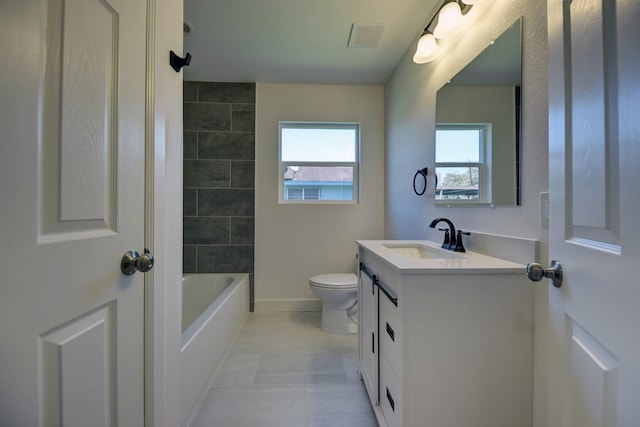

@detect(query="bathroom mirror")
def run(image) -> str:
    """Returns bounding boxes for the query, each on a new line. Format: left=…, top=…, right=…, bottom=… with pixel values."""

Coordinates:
left=435, top=18, right=522, bottom=206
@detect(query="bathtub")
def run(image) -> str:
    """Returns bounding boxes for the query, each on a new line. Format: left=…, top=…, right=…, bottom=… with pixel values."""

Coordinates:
left=180, top=273, right=249, bottom=426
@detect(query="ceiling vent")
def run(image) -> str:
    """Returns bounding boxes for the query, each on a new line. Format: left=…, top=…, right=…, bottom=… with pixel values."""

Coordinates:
left=348, top=24, right=385, bottom=48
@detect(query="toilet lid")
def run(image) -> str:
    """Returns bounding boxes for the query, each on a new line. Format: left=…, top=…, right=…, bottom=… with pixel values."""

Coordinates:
left=309, top=273, right=358, bottom=289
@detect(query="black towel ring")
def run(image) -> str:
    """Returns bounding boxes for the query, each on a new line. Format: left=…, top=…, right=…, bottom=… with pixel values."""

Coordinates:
left=413, top=168, right=428, bottom=196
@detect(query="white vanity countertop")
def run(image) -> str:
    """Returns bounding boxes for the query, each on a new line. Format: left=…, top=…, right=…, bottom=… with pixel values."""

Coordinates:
left=356, top=240, right=526, bottom=274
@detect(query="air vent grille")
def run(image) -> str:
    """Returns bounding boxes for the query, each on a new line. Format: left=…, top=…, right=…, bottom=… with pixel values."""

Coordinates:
left=348, top=24, right=385, bottom=48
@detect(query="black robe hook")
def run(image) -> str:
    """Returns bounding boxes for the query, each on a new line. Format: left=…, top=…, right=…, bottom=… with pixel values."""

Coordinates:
left=170, top=51, right=192, bottom=72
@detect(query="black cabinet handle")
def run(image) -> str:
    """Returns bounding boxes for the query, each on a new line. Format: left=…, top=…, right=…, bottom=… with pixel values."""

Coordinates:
left=386, top=387, right=395, bottom=411
left=386, top=322, right=395, bottom=341
left=372, top=332, right=375, bottom=354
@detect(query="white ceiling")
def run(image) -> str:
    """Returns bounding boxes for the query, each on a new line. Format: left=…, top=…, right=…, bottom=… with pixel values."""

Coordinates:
left=183, top=0, right=440, bottom=84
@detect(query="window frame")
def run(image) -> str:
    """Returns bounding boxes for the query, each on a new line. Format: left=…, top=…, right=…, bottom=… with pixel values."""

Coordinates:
left=286, top=187, right=320, bottom=200
left=278, top=121, right=360, bottom=204
left=435, top=123, right=491, bottom=203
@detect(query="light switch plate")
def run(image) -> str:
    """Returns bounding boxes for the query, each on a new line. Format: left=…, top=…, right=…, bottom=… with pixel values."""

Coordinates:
left=540, top=192, right=549, bottom=228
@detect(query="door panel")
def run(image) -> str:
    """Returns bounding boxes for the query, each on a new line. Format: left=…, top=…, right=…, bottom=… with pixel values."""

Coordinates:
left=547, top=0, right=640, bottom=426
left=58, top=0, right=117, bottom=224
left=0, top=0, right=147, bottom=425
left=566, top=0, right=620, bottom=247
left=40, top=304, right=116, bottom=427
left=40, top=0, right=131, bottom=239
left=566, top=321, right=617, bottom=427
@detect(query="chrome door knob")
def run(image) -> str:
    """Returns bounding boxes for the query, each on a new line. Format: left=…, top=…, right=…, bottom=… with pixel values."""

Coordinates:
left=526, top=260, right=562, bottom=288
left=135, top=251, right=154, bottom=272
left=121, top=249, right=155, bottom=275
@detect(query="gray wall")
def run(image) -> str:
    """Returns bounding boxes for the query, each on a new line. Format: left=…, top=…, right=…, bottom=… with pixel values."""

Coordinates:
left=182, top=82, right=255, bottom=303
left=384, top=2, right=548, bottom=427
left=384, top=3, right=547, bottom=245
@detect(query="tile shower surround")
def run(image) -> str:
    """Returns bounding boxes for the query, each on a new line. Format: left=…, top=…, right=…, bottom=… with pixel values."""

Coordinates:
left=183, top=82, right=255, bottom=307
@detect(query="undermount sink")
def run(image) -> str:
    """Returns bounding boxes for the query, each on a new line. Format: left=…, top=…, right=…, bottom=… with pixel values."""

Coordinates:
left=382, top=243, right=464, bottom=259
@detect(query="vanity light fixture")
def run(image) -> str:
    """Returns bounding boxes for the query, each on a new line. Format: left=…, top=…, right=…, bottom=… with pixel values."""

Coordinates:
left=433, top=1, right=464, bottom=39
left=412, top=0, right=479, bottom=64
left=413, top=32, right=441, bottom=63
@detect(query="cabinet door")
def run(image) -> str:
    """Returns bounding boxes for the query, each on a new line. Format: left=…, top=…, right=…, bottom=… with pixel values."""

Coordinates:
left=359, top=270, right=378, bottom=406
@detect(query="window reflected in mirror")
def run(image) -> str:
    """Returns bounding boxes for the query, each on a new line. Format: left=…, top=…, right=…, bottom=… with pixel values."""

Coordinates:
left=435, top=125, right=489, bottom=201
left=435, top=18, right=522, bottom=206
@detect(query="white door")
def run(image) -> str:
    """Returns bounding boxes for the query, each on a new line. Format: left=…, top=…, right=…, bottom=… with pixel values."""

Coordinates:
left=546, top=0, right=640, bottom=426
left=0, top=0, right=148, bottom=425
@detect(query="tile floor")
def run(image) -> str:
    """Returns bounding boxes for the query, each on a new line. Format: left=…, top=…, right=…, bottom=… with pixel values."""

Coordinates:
left=190, top=311, right=378, bottom=427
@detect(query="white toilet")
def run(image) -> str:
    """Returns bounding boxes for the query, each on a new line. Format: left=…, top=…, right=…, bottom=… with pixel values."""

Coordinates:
left=309, top=273, right=358, bottom=335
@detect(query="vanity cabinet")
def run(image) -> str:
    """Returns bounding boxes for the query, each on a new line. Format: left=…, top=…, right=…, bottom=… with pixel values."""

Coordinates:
left=357, top=241, right=533, bottom=427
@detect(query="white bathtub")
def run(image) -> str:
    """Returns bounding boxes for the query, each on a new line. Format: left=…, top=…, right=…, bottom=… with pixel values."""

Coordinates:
left=180, top=273, right=249, bottom=426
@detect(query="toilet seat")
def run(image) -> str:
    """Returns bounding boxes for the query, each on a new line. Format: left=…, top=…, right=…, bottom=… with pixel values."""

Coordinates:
left=309, top=273, right=357, bottom=289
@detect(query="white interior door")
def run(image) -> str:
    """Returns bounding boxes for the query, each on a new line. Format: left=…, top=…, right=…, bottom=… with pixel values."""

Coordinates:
left=546, top=0, right=640, bottom=426
left=0, top=0, right=148, bottom=425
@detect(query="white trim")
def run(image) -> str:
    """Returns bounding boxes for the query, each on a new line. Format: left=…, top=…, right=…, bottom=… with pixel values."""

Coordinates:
left=144, top=0, right=156, bottom=425
left=146, top=0, right=184, bottom=425
left=254, top=298, right=322, bottom=312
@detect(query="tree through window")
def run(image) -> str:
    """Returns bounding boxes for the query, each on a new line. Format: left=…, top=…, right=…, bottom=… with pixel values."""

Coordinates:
left=435, top=124, right=490, bottom=201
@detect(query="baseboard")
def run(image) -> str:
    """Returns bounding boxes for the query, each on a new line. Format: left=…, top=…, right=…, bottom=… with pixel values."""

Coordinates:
left=254, top=298, right=321, bottom=312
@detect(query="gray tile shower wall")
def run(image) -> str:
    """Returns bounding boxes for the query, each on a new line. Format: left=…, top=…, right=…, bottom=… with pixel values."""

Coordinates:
left=183, top=81, right=256, bottom=308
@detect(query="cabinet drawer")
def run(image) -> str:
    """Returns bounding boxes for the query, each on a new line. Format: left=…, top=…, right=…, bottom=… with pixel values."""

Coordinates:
left=380, top=291, right=401, bottom=374
left=380, top=353, right=402, bottom=427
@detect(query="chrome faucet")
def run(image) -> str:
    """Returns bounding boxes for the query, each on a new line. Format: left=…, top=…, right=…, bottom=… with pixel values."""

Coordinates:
left=428, top=218, right=468, bottom=252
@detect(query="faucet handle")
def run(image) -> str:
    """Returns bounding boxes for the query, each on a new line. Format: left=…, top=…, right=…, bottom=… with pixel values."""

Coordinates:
left=437, top=228, right=451, bottom=248
left=454, top=230, right=470, bottom=252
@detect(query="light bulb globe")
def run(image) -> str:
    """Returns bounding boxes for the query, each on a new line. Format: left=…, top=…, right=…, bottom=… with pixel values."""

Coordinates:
left=433, top=2, right=464, bottom=39
left=413, top=33, right=441, bottom=64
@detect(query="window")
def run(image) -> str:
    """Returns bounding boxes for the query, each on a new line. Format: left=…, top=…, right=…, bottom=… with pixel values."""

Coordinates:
left=279, top=122, right=360, bottom=203
left=435, top=124, right=490, bottom=202
left=287, top=188, right=320, bottom=200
